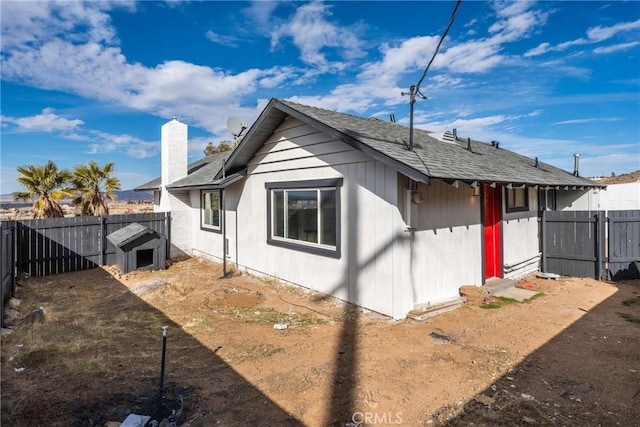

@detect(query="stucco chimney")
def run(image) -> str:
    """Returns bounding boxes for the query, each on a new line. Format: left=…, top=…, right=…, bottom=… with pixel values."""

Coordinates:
left=161, top=117, right=188, bottom=187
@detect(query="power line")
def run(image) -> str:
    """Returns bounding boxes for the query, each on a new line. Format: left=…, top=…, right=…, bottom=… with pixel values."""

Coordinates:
left=403, top=0, right=462, bottom=152
left=416, top=0, right=462, bottom=92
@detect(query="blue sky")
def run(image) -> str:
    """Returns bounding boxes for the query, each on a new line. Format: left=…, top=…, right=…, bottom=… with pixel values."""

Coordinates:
left=1, top=0, right=639, bottom=194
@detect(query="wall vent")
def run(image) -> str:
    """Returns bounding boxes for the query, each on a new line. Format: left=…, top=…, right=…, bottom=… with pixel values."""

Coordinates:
left=431, top=130, right=456, bottom=143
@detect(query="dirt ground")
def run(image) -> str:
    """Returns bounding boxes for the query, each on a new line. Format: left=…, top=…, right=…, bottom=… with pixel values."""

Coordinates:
left=1, top=257, right=638, bottom=427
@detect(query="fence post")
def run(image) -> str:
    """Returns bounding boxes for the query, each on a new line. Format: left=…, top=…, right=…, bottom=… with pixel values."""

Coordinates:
left=596, top=212, right=605, bottom=281
left=541, top=210, right=547, bottom=273
left=165, top=212, right=171, bottom=259
left=101, top=216, right=107, bottom=266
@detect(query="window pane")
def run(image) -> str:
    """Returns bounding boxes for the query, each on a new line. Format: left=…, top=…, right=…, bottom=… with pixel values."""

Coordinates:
left=548, top=190, right=556, bottom=210
left=287, top=190, right=317, bottom=243
left=273, top=191, right=284, bottom=238
left=320, top=189, right=336, bottom=246
left=515, top=189, right=526, bottom=207
left=507, top=188, right=527, bottom=211
left=203, top=191, right=220, bottom=227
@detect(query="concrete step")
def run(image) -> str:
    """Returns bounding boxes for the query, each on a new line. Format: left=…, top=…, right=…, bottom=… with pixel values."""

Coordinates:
left=408, top=296, right=466, bottom=321
left=492, top=286, right=540, bottom=302
left=484, top=277, right=516, bottom=295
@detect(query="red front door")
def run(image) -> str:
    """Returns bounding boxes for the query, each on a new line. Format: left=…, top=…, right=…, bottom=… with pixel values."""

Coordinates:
left=483, top=185, right=502, bottom=279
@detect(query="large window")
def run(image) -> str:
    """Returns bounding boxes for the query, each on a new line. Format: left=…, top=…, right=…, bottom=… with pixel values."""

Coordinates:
left=202, top=190, right=221, bottom=231
left=506, top=187, right=529, bottom=213
left=266, top=178, right=342, bottom=258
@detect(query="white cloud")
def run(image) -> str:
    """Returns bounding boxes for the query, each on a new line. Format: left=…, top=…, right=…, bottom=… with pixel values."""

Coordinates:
left=242, top=1, right=282, bottom=33
left=552, top=117, right=622, bottom=125
left=525, top=18, right=640, bottom=57
left=205, top=30, right=241, bottom=48
left=0, top=0, right=134, bottom=51
left=594, top=41, right=640, bottom=55
left=88, top=130, right=159, bottom=158
left=270, top=1, right=364, bottom=72
left=3, top=108, right=84, bottom=133
left=587, top=19, right=640, bottom=42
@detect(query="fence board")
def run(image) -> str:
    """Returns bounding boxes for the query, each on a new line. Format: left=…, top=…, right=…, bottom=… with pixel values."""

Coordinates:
left=14, top=213, right=168, bottom=277
left=542, top=210, right=605, bottom=279
left=608, top=210, right=640, bottom=280
left=1, top=221, right=16, bottom=325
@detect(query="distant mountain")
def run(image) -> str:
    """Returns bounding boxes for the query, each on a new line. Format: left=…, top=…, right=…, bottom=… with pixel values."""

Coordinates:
left=113, top=189, right=153, bottom=202
left=0, top=189, right=153, bottom=207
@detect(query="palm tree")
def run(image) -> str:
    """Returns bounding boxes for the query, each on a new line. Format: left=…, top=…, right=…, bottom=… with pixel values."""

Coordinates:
left=72, top=161, right=121, bottom=216
left=14, top=161, right=74, bottom=219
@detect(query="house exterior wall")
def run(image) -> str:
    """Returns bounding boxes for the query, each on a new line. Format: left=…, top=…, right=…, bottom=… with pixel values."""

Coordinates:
left=501, top=188, right=540, bottom=279
left=221, top=117, right=401, bottom=317
left=165, top=191, right=192, bottom=258
left=394, top=178, right=483, bottom=309
left=189, top=190, right=224, bottom=261
left=557, top=188, right=600, bottom=211
left=598, top=182, right=640, bottom=211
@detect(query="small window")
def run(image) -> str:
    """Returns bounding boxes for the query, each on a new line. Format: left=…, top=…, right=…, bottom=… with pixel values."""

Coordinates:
left=202, top=190, right=221, bottom=231
left=538, top=188, right=556, bottom=211
left=506, top=187, right=529, bottom=213
left=266, top=179, right=342, bottom=258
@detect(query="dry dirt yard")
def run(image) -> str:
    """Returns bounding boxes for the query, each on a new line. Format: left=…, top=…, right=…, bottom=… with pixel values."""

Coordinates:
left=1, top=257, right=639, bottom=427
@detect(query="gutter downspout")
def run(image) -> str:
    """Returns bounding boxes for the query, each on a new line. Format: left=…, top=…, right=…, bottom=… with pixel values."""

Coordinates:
left=222, top=158, right=227, bottom=277
left=222, top=190, right=227, bottom=277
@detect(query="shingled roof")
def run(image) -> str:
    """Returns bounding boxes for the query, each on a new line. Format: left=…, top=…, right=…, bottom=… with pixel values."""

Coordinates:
left=221, top=98, right=601, bottom=189
left=135, top=151, right=232, bottom=191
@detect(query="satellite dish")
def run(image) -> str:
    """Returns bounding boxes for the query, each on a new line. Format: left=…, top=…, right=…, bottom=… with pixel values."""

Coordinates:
left=226, top=116, right=247, bottom=138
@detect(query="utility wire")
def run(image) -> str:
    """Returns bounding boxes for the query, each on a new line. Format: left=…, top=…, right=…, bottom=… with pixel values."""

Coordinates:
left=415, top=0, right=462, bottom=92
left=403, top=0, right=462, bottom=152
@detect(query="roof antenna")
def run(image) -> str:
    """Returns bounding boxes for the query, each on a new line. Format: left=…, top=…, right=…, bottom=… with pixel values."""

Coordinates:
left=401, top=85, right=427, bottom=151
left=401, top=0, right=462, bottom=152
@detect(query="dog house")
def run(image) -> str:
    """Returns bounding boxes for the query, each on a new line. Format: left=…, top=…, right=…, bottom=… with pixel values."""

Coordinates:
left=107, top=223, right=166, bottom=274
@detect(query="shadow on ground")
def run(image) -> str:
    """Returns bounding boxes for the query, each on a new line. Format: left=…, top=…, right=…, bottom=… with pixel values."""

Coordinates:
left=0, top=267, right=302, bottom=427
left=434, top=280, right=640, bottom=427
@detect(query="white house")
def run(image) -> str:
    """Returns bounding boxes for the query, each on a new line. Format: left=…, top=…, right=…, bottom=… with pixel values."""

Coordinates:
left=137, top=99, right=603, bottom=319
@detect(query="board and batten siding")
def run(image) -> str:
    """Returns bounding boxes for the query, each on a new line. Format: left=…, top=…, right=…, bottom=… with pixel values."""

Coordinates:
left=502, top=188, right=540, bottom=279
left=225, top=117, right=404, bottom=318
left=394, top=178, right=483, bottom=309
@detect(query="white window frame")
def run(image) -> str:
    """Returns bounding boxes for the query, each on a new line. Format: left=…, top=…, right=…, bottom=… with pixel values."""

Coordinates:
left=201, top=190, right=222, bottom=232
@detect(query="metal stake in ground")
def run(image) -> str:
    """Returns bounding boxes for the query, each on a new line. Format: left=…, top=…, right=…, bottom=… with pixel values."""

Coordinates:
left=159, top=325, right=168, bottom=412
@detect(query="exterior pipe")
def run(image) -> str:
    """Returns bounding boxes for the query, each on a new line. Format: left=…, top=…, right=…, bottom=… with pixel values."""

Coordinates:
left=159, top=325, right=168, bottom=412
left=222, top=189, right=227, bottom=277
left=503, top=253, right=542, bottom=273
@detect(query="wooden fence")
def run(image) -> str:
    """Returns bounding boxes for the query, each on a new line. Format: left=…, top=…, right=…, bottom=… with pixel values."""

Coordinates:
left=608, top=210, right=640, bottom=280
left=1, top=221, right=16, bottom=325
left=11, top=213, right=169, bottom=277
left=542, top=210, right=640, bottom=281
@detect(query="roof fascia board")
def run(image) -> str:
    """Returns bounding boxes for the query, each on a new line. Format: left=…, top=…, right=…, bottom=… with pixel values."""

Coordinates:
left=167, top=171, right=246, bottom=190
left=214, top=99, right=284, bottom=180
left=269, top=101, right=431, bottom=184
